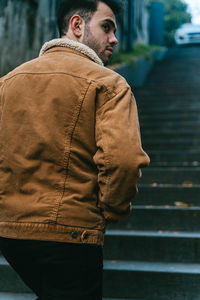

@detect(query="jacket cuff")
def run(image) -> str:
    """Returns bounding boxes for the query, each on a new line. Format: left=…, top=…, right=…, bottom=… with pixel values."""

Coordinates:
left=103, top=205, right=131, bottom=224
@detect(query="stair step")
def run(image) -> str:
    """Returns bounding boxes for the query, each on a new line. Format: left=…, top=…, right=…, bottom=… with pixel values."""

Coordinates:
left=138, top=108, right=200, bottom=114
left=0, top=293, right=35, bottom=300
left=138, top=103, right=200, bottom=110
left=138, top=99, right=200, bottom=106
left=103, top=260, right=200, bottom=300
left=141, top=117, right=200, bottom=123
left=144, top=139, right=200, bottom=146
left=141, top=167, right=200, bottom=184
left=0, top=256, right=31, bottom=293
left=109, top=206, right=200, bottom=231
left=140, top=120, right=200, bottom=129
left=135, top=87, right=200, bottom=95
left=104, top=259, right=200, bottom=274
left=141, top=95, right=200, bottom=99
left=136, top=184, right=200, bottom=206
left=148, top=161, right=200, bottom=167
left=143, top=138, right=200, bottom=143
left=144, top=144, right=200, bottom=151
left=148, top=150, right=200, bottom=162
left=0, top=294, right=136, bottom=300
left=140, top=110, right=200, bottom=117
left=138, top=98, right=200, bottom=105
left=104, top=230, right=200, bottom=262
left=140, top=113, right=200, bottom=121
left=142, top=131, right=200, bottom=138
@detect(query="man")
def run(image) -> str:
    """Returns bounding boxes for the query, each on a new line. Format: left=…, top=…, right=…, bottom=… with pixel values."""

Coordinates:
left=0, top=0, right=150, bottom=299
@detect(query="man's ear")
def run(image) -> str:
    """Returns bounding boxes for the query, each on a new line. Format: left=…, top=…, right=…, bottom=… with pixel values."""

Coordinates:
left=70, top=15, right=85, bottom=39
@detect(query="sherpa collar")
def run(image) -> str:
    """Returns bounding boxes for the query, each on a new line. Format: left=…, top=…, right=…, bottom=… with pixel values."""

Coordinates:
left=39, top=38, right=104, bottom=66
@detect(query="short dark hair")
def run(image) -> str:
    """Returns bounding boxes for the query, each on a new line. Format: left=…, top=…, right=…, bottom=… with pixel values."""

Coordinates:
left=57, top=0, right=121, bottom=37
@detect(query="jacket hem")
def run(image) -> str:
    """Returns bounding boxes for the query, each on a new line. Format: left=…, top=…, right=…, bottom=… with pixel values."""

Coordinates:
left=0, top=222, right=104, bottom=246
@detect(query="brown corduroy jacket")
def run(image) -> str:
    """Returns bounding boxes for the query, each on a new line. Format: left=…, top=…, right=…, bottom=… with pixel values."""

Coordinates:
left=0, top=38, right=150, bottom=246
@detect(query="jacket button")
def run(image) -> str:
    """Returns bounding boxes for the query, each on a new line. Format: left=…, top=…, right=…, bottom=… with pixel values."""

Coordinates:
left=83, top=232, right=89, bottom=240
left=71, top=231, right=78, bottom=239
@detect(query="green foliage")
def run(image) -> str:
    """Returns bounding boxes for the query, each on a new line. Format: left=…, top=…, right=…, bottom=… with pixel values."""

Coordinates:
left=108, top=44, right=162, bottom=66
left=163, top=0, right=191, bottom=46
left=108, top=52, right=136, bottom=65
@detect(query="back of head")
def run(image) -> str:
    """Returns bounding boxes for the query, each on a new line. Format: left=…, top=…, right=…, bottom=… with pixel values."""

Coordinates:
left=57, top=0, right=121, bottom=37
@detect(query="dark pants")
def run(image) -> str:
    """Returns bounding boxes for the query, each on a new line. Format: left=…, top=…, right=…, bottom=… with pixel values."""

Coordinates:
left=0, top=237, right=103, bottom=300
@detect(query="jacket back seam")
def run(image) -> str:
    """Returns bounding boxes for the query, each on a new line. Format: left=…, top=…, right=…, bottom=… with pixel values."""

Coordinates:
left=51, top=81, right=92, bottom=223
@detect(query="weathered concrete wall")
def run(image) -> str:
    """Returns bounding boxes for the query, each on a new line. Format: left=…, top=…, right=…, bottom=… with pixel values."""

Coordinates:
left=0, top=0, right=59, bottom=76
left=118, top=0, right=149, bottom=52
left=133, top=0, right=149, bottom=45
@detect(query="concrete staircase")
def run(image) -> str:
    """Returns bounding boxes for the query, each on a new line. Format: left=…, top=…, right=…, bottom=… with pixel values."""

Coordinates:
left=1, top=46, right=200, bottom=299
left=103, top=46, right=200, bottom=300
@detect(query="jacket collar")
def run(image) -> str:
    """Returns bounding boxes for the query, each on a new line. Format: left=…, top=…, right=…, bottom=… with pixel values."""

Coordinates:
left=39, top=38, right=104, bottom=66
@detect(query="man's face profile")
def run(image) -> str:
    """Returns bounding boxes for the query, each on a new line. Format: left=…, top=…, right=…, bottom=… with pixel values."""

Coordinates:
left=82, top=1, right=118, bottom=64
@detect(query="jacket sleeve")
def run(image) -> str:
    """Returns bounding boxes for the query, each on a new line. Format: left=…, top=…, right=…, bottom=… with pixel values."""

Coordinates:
left=93, top=85, right=150, bottom=223
left=0, top=79, right=4, bottom=120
